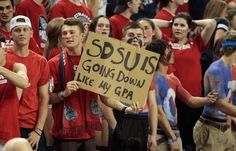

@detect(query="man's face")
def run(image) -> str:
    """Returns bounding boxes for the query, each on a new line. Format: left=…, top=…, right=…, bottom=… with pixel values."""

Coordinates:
left=123, top=28, right=144, bottom=48
left=0, top=0, right=15, bottom=24
left=11, top=26, right=32, bottom=47
left=129, top=0, right=141, bottom=14
left=61, top=25, right=84, bottom=50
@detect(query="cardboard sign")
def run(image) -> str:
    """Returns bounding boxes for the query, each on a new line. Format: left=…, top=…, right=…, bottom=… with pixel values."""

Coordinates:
left=75, top=32, right=160, bottom=105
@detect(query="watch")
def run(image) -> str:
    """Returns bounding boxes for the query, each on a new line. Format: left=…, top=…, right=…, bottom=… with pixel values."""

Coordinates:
left=121, top=106, right=128, bottom=115
left=58, top=91, right=65, bottom=100
left=168, top=137, right=177, bottom=143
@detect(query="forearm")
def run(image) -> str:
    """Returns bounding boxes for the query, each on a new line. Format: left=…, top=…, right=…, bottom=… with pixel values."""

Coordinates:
left=194, top=19, right=215, bottom=27
left=148, top=104, right=157, bottom=136
left=36, top=97, right=49, bottom=131
left=158, top=108, right=176, bottom=138
left=217, top=99, right=236, bottom=117
left=151, top=19, right=170, bottom=28
left=187, top=96, right=208, bottom=108
left=100, top=96, right=126, bottom=111
left=49, top=91, right=65, bottom=104
left=0, top=66, right=29, bottom=88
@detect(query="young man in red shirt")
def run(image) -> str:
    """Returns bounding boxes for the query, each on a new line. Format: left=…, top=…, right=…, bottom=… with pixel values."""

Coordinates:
left=8, top=15, right=50, bottom=150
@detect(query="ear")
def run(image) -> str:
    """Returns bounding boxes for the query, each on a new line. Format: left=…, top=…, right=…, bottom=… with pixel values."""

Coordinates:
left=127, top=1, right=132, bottom=8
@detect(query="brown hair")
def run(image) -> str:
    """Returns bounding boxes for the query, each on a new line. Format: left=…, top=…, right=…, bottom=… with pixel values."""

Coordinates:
left=44, top=17, right=65, bottom=59
left=203, top=0, right=227, bottom=18
left=221, top=31, right=236, bottom=56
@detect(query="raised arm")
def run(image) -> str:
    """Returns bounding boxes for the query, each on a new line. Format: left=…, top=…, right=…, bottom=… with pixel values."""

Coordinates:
left=194, top=19, right=217, bottom=46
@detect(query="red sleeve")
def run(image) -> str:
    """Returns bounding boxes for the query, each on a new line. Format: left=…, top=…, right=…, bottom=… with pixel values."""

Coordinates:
left=175, top=76, right=192, bottom=103
left=149, top=78, right=155, bottom=90
left=38, top=58, right=50, bottom=86
left=49, top=3, right=65, bottom=19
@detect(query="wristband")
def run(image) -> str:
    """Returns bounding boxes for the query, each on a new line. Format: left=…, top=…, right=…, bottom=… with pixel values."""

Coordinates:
left=168, top=137, right=177, bottom=143
left=121, top=106, right=127, bottom=115
left=57, top=91, right=65, bottom=100
left=36, top=127, right=42, bottom=132
left=34, top=130, right=41, bottom=136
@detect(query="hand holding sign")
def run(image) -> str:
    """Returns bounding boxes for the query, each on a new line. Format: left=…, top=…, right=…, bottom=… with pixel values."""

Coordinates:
left=75, top=32, right=160, bottom=105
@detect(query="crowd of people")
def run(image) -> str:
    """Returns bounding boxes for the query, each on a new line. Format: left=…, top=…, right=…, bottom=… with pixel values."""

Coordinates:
left=0, top=0, right=236, bottom=151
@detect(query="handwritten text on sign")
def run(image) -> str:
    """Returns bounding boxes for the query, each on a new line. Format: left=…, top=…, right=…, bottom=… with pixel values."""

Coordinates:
left=75, top=32, right=159, bottom=105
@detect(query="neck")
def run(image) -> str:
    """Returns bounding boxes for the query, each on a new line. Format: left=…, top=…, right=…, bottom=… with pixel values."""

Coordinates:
left=33, top=0, right=42, bottom=4
left=67, top=46, right=82, bottom=56
left=69, top=0, right=82, bottom=5
left=221, top=55, right=235, bottom=67
left=13, top=44, right=29, bottom=57
left=175, top=38, right=188, bottom=44
left=156, top=63, right=168, bottom=76
left=0, top=22, right=10, bottom=32
left=120, top=10, right=132, bottom=19
left=164, top=3, right=178, bottom=15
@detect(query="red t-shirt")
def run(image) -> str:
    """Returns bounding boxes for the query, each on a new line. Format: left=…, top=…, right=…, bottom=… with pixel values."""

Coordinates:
left=48, top=52, right=101, bottom=139
left=49, top=0, right=93, bottom=20
left=8, top=49, right=50, bottom=128
left=163, top=35, right=205, bottom=96
left=0, top=55, right=20, bottom=142
left=154, top=9, right=174, bottom=38
left=15, top=0, right=47, bottom=55
left=109, top=14, right=132, bottom=40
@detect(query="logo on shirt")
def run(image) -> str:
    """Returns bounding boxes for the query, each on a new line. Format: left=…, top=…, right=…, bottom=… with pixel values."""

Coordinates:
left=64, top=105, right=78, bottom=121
left=90, top=99, right=100, bottom=115
left=39, top=16, right=47, bottom=48
left=163, top=88, right=177, bottom=124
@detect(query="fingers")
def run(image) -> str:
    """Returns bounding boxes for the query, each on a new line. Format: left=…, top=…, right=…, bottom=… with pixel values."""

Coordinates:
left=65, top=81, right=80, bottom=96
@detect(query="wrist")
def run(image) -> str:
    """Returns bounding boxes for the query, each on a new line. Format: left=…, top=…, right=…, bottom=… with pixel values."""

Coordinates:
left=121, top=106, right=128, bottom=114
left=168, top=136, right=177, bottom=143
left=57, top=91, right=65, bottom=100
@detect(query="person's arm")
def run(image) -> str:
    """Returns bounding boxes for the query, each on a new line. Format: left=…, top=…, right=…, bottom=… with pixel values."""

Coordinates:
left=195, top=19, right=217, bottom=46
left=216, top=99, right=236, bottom=117
left=147, top=89, right=157, bottom=151
left=49, top=80, right=80, bottom=104
left=98, top=96, right=117, bottom=129
left=151, top=19, right=170, bottom=39
left=100, top=96, right=143, bottom=114
left=0, top=63, right=29, bottom=89
left=27, top=83, right=49, bottom=150
left=157, top=105, right=180, bottom=151
left=186, top=91, right=218, bottom=108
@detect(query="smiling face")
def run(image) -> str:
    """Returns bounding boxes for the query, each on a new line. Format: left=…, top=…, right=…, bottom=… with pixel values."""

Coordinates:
left=172, top=17, right=190, bottom=41
left=95, top=17, right=110, bottom=36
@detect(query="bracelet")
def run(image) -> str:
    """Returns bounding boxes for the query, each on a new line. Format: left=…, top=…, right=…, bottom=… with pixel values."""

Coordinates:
left=36, top=127, right=42, bottom=132
left=121, top=106, right=127, bottom=115
left=34, top=130, right=41, bottom=136
left=57, top=91, right=65, bottom=100
left=168, top=137, right=177, bottom=143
